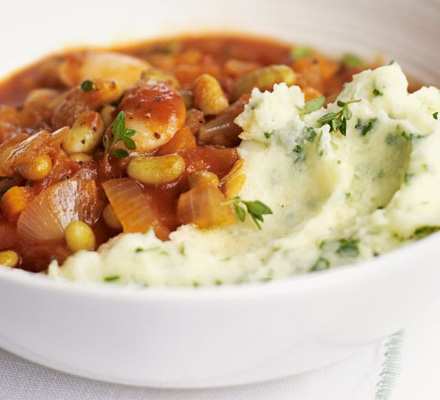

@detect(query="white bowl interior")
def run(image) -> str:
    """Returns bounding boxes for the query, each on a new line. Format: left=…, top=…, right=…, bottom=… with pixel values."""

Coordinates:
left=1, top=0, right=440, bottom=85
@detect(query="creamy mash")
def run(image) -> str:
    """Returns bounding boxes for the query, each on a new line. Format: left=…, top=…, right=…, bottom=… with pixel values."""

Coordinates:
left=49, top=64, right=440, bottom=286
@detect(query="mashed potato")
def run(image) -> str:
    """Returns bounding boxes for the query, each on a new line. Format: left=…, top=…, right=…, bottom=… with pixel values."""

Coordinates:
left=49, top=64, right=440, bottom=286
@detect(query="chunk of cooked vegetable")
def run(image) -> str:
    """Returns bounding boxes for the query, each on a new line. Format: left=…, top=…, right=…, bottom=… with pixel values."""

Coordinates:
left=177, top=183, right=236, bottom=228
left=102, top=204, right=122, bottom=231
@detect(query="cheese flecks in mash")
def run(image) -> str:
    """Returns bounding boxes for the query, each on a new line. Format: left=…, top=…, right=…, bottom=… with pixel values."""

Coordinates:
left=49, top=64, right=440, bottom=286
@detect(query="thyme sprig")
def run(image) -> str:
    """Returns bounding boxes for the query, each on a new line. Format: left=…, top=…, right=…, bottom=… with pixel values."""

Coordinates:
left=317, top=99, right=361, bottom=136
left=103, top=111, right=136, bottom=158
left=223, top=197, right=273, bottom=230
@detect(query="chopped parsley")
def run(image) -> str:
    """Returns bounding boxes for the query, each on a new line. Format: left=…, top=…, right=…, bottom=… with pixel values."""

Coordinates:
left=404, top=173, right=415, bottom=183
left=385, top=134, right=397, bottom=145
left=341, top=53, right=365, bottom=68
left=298, top=96, right=326, bottom=116
left=223, top=197, right=273, bottom=230
left=290, top=46, right=312, bottom=60
left=80, top=79, right=97, bottom=92
left=135, top=247, right=145, bottom=253
left=373, top=88, right=383, bottom=97
left=303, top=126, right=317, bottom=142
left=103, top=275, right=120, bottom=282
left=412, top=226, right=440, bottom=239
left=317, top=99, right=360, bottom=136
left=336, top=238, right=359, bottom=257
left=311, top=257, right=330, bottom=272
left=264, top=131, right=274, bottom=139
left=103, top=111, right=136, bottom=158
left=293, top=145, right=302, bottom=154
left=355, top=118, right=378, bottom=136
left=401, top=131, right=425, bottom=142
left=434, top=112, right=438, bottom=120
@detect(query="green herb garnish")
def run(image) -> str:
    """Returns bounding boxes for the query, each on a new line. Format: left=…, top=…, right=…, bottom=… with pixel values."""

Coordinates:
left=401, top=131, right=425, bottom=142
left=373, top=88, right=383, bottom=97
left=291, top=46, right=312, bottom=60
left=135, top=247, right=145, bottom=253
left=103, top=111, right=136, bottom=158
left=303, top=126, right=317, bottom=142
left=341, top=53, right=365, bottom=68
left=355, top=118, right=378, bottom=136
left=318, top=99, right=360, bottom=136
left=264, top=132, right=274, bottom=139
left=298, top=96, right=326, bottom=116
left=293, top=145, right=302, bottom=154
left=223, top=197, right=273, bottom=230
left=434, top=112, right=438, bottom=120
left=311, top=257, right=330, bottom=272
left=104, top=275, right=120, bottom=282
left=412, top=226, right=440, bottom=239
left=336, top=238, right=359, bottom=257
left=80, top=79, right=97, bottom=92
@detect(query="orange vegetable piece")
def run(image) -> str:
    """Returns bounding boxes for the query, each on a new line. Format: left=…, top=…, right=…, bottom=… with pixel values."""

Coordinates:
left=1, top=186, right=34, bottom=222
left=156, top=126, right=197, bottom=155
left=177, top=183, right=236, bottom=229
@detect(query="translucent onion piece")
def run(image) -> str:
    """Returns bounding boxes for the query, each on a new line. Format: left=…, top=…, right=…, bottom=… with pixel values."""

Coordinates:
left=102, top=178, right=157, bottom=234
left=177, top=183, right=236, bottom=229
left=17, top=179, right=100, bottom=243
left=198, top=96, right=248, bottom=147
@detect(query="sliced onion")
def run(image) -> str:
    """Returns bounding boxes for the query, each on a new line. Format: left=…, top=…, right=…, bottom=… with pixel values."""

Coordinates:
left=177, top=183, right=236, bottom=229
left=17, top=178, right=101, bottom=243
left=198, top=96, right=248, bottom=147
left=102, top=178, right=158, bottom=234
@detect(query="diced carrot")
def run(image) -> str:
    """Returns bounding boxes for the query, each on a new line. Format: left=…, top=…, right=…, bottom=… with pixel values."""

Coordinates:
left=292, top=55, right=339, bottom=80
left=157, top=126, right=197, bottom=155
left=1, top=186, right=34, bottom=222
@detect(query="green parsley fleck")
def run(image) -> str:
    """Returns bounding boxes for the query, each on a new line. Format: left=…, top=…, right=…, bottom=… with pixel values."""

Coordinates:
left=401, top=131, right=425, bottom=142
left=317, top=99, right=360, bottom=136
left=290, top=46, right=312, bottom=60
left=434, top=112, right=438, bottom=120
left=264, top=131, right=274, bottom=139
left=215, top=279, right=223, bottom=286
left=303, top=127, right=317, bottom=142
left=311, top=257, right=330, bottom=272
left=222, top=197, right=273, bottom=230
left=341, top=53, right=365, bottom=68
left=355, top=118, right=378, bottom=136
left=193, top=281, right=200, bottom=287
left=293, top=145, right=302, bottom=154
left=412, top=226, right=440, bottom=239
left=385, top=134, right=397, bottom=145
left=404, top=173, right=415, bottom=183
left=135, top=247, right=145, bottom=253
left=373, top=88, right=383, bottom=97
left=388, top=60, right=395, bottom=65
left=80, top=79, right=97, bottom=92
left=104, top=275, right=120, bottom=282
left=336, top=238, right=359, bottom=257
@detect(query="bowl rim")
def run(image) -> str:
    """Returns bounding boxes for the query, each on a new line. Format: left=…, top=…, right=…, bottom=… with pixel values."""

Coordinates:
left=0, top=231, right=438, bottom=301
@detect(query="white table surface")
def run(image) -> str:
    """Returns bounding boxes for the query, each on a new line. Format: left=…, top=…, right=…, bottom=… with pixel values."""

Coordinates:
left=391, top=296, right=440, bottom=400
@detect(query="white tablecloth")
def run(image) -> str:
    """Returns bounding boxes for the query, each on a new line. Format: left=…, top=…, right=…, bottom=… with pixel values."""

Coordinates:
left=0, top=333, right=401, bottom=400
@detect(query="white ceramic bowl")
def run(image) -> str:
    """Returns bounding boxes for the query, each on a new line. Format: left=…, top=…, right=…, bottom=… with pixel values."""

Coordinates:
left=0, top=0, right=439, bottom=388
